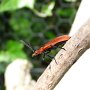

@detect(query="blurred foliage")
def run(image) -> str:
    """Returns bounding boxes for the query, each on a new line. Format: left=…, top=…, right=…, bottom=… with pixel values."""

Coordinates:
left=0, top=0, right=55, bottom=17
left=0, top=40, right=26, bottom=62
left=0, top=0, right=81, bottom=89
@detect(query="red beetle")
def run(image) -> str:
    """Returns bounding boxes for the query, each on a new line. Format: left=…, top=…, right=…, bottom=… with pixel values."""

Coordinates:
left=32, top=35, right=70, bottom=56
left=21, top=35, right=70, bottom=60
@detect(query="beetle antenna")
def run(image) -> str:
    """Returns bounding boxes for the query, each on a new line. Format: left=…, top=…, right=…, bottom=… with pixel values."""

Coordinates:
left=20, top=40, right=35, bottom=52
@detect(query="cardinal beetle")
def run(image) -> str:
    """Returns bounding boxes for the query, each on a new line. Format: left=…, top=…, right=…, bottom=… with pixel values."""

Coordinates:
left=21, top=35, right=70, bottom=61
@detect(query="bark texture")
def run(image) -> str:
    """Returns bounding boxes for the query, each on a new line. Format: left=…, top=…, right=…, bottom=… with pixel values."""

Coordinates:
left=33, top=19, right=90, bottom=90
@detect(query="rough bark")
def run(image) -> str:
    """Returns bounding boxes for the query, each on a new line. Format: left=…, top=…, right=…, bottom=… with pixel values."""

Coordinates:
left=33, top=19, right=90, bottom=90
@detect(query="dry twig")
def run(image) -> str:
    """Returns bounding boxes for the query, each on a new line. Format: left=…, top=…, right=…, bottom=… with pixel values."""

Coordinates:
left=33, top=19, right=90, bottom=90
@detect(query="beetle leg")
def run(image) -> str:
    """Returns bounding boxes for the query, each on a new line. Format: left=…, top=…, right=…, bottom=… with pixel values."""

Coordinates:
left=46, top=54, right=58, bottom=64
left=45, top=49, right=51, bottom=54
left=42, top=50, right=57, bottom=64
left=42, top=52, right=52, bottom=69
left=42, top=53, right=45, bottom=61
left=44, top=49, right=58, bottom=64
left=42, top=50, right=51, bottom=61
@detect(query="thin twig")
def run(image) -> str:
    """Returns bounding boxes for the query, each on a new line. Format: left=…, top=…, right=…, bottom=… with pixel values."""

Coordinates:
left=33, top=19, right=90, bottom=90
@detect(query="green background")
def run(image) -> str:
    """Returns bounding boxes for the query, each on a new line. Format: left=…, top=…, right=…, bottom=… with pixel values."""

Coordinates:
left=0, top=0, right=81, bottom=89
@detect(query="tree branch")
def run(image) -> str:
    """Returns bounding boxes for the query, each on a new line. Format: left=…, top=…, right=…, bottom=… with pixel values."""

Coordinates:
left=33, top=19, right=90, bottom=90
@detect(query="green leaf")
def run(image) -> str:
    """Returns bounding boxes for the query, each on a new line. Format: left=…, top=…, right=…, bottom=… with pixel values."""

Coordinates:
left=18, top=0, right=35, bottom=9
left=0, top=40, right=27, bottom=62
left=0, top=51, right=10, bottom=62
left=0, top=0, right=55, bottom=17
left=0, top=0, right=35, bottom=12
left=0, top=0, right=19, bottom=12
left=56, top=8, right=76, bottom=18
left=64, top=0, right=77, bottom=2
left=0, top=40, right=27, bottom=73
left=41, top=2, right=55, bottom=16
left=9, top=12, right=33, bottom=37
